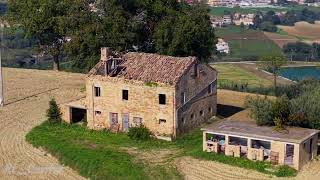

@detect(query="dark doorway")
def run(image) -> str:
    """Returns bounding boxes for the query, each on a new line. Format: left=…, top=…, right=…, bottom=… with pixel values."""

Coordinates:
left=285, top=144, right=294, bottom=165
left=71, top=107, right=87, bottom=123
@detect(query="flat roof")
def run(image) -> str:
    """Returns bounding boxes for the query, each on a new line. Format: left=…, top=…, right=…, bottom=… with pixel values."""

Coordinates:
left=202, top=120, right=320, bottom=144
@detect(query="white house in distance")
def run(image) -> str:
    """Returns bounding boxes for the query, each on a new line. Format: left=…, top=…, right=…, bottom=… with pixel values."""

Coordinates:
left=216, top=38, right=230, bottom=54
left=234, top=13, right=255, bottom=26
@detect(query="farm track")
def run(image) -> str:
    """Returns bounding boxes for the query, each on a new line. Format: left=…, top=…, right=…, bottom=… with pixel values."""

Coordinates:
left=176, top=157, right=271, bottom=180
left=0, top=68, right=86, bottom=179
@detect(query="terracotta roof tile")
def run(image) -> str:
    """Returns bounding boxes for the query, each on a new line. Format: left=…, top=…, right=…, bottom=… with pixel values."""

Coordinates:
left=90, top=52, right=197, bottom=85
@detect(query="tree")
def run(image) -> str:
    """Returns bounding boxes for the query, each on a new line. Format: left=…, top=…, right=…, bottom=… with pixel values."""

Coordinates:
left=259, top=56, right=287, bottom=96
left=154, top=4, right=216, bottom=62
left=283, top=42, right=315, bottom=61
left=46, top=98, right=62, bottom=123
left=259, top=21, right=277, bottom=32
left=7, top=0, right=72, bottom=71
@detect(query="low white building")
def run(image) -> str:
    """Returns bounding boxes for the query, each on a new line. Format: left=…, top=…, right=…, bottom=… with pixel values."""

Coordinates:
left=216, top=38, right=230, bottom=54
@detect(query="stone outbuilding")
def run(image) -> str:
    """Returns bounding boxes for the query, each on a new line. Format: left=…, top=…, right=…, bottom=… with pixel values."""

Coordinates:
left=62, top=48, right=218, bottom=140
left=202, top=120, right=319, bottom=170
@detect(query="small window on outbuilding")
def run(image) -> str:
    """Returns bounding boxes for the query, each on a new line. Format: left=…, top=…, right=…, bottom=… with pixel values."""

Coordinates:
left=159, top=119, right=166, bottom=124
left=94, top=86, right=101, bottom=97
left=122, top=90, right=129, bottom=100
left=159, top=94, right=166, bottom=105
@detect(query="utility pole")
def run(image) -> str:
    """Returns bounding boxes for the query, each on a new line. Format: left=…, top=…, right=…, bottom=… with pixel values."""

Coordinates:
left=0, top=23, right=4, bottom=107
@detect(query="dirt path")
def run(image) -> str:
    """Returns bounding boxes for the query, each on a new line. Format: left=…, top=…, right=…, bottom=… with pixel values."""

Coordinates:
left=176, top=157, right=272, bottom=180
left=0, top=68, right=86, bottom=179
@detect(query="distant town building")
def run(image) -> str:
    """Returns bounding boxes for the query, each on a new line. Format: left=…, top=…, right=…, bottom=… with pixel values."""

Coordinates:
left=233, top=13, right=254, bottom=26
left=223, top=15, right=232, bottom=25
left=216, top=38, right=230, bottom=54
left=210, top=15, right=224, bottom=27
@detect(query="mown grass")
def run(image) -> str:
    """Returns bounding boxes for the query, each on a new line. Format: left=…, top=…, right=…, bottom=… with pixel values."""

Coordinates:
left=26, top=121, right=178, bottom=180
left=27, top=121, right=297, bottom=179
left=212, top=64, right=272, bottom=88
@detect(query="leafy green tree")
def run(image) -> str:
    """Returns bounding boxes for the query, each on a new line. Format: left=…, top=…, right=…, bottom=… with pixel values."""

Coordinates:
left=291, top=88, right=320, bottom=129
left=259, top=21, right=277, bottom=32
left=47, top=98, right=62, bottom=124
left=7, top=0, right=73, bottom=70
left=245, top=96, right=275, bottom=126
left=154, top=4, right=215, bottom=62
left=259, top=56, right=287, bottom=96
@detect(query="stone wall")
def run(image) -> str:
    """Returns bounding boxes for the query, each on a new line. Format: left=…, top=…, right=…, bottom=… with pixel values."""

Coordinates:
left=298, top=134, right=318, bottom=170
left=176, top=63, right=217, bottom=134
left=86, top=76, right=176, bottom=137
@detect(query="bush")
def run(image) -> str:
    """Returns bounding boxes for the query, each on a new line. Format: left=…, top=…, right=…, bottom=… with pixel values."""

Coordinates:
left=46, top=98, right=62, bottom=124
left=245, top=96, right=275, bottom=126
left=127, top=126, right=152, bottom=141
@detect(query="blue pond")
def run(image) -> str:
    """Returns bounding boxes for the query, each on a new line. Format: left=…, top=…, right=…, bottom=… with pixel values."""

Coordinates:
left=279, top=66, right=320, bottom=81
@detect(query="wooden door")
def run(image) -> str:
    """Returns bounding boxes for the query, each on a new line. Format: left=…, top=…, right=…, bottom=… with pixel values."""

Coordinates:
left=122, top=113, right=129, bottom=132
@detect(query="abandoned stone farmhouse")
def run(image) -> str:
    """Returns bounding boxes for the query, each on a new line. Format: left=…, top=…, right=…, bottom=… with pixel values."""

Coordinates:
left=62, top=48, right=218, bottom=139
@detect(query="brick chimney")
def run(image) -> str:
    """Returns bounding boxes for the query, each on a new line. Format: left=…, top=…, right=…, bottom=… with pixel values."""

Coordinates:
left=101, top=47, right=111, bottom=61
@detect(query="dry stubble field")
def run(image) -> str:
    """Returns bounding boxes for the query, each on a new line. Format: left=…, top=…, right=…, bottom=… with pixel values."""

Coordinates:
left=1, top=68, right=320, bottom=180
left=277, top=21, right=320, bottom=42
left=0, top=68, right=86, bottom=179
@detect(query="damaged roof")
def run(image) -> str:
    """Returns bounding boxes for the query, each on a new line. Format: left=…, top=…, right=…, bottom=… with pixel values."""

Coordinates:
left=89, top=52, right=198, bottom=85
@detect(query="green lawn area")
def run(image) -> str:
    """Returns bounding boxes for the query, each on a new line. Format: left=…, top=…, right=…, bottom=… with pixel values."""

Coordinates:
left=212, top=64, right=272, bottom=87
left=26, top=121, right=297, bottom=179
left=215, top=26, right=283, bottom=60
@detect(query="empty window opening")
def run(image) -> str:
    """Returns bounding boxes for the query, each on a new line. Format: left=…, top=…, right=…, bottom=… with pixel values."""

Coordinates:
left=285, top=144, right=294, bottom=165
left=71, top=107, right=87, bottom=124
left=200, top=110, right=204, bottom=116
left=110, top=113, right=118, bottom=125
left=205, top=133, right=226, bottom=153
left=229, top=136, right=248, bottom=157
left=181, top=117, right=185, bottom=124
left=209, top=107, right=212, bottom=113
left=159, top=94, right=166, bottom=105
left=94, top=86, right=101, bottom=97
left=95, top=111, right=102, bottom=116
left=122, top=90, right=129, bottom=100
left=159, top=119, right=167, bottom=124
left=191, top=113, right=194, bottom=120
left=133, top=117, right=143, bottom=127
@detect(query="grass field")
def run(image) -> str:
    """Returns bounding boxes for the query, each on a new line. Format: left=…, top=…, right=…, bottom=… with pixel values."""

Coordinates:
left=215, top=26, right=283, bottom=60
left=26, top=121, right=297, bottom=180
left=212, top=64, right=273, bottom=87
